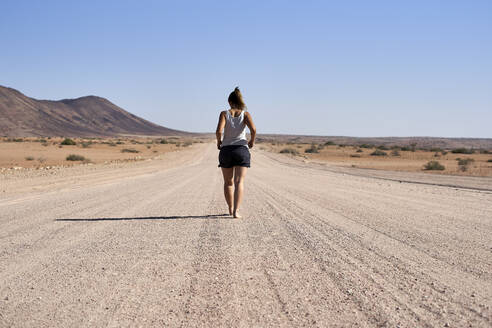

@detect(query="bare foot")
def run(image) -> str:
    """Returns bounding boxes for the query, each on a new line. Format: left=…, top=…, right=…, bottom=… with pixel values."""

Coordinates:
left=233, top=211, right=242, bottom=219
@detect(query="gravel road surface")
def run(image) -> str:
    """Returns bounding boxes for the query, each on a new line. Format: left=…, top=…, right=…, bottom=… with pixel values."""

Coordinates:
left=1, top=144, right=491, bottom=327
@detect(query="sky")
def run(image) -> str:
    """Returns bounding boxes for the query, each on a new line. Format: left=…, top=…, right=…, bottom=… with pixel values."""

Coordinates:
left=1, top=0, right=491, bottom=137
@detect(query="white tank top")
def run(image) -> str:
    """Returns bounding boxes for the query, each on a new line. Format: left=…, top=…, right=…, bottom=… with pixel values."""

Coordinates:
left=221, top=110, right=248, bottom=147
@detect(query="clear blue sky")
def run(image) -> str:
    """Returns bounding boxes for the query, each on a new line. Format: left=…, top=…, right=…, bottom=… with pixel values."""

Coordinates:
left=1, top=0, right=491, bottom=137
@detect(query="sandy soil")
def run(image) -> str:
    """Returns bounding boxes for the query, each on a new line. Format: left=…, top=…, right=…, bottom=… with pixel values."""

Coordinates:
left=0, top=137, right=200, bottom=169
left=262, top=143, right=492, bottom=177
left=0, top=143, right=491, bottom=327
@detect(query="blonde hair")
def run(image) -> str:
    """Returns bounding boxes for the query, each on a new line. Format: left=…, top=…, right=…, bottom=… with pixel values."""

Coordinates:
left=228, top=87, right=246, bottom=110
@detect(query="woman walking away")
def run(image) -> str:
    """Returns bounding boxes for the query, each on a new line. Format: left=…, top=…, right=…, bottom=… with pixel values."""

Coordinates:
left=216, top=87, right=256, bottom=218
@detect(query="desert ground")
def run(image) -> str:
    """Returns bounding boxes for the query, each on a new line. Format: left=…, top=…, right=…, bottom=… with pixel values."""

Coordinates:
left=0, top=137, right=202, bottom=169
left=0, top=143, right=491, bottom=327
left=260, top=141, right=492, bottom=177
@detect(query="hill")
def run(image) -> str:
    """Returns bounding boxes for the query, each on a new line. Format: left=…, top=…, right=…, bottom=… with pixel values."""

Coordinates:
left=0, top=85, right=188, bottom=137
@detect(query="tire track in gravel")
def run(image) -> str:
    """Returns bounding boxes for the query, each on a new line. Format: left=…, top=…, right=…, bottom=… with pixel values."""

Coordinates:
left=248, top=165, right=491, bottom=327
left=1, top=144, right=491, bottom=327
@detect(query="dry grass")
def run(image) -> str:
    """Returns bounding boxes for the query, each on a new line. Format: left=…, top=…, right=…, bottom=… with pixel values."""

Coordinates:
left=0, top=137, right=203, bottom=169
left=262, top=142, right=492, bottom=177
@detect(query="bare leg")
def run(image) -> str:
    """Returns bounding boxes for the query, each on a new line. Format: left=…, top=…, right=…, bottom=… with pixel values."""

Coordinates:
left=221, top=167, right=234, bottom=215
left=233, top=166, right=248, bottom=218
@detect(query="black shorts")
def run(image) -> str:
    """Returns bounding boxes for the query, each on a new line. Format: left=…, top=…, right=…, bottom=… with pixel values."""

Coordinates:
left=218, top=145, right=251, bottom=168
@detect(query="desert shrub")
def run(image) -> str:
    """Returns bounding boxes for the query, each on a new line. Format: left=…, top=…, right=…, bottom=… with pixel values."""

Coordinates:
left=280, top=148, right=299, bottom=156
left=400, top=146, right=411, bottom=151
left=350, top=154, right=361, bottom=158
left=457, top=158, right=474, bottom=165
left=356, top=149, right=363, bottom=153
left=457, top=158, right=474, bottom=171
left=160, top=139, right=168, bottom=144
left=377, top=145, right=389, bottom=150
left=37, top=157, right=46, bottom=163
left=7, top=138, right=24, bottom=142
left=35, top=138, right=47, bottom=143
left=430, top=148, right=442, bottom=152
left=359, top=144, right=373, bottom=148
left=479, top=149, right=490, bottom=154
left=391, top=150, right=400, bottom=156
left=183, top=141, right=193, bottom=147
left=66, top=154, right=85, bottom=161
left=324, top=141, right=335, bottom=145
left=433, top=152, right=440, bottom=157
left=61, top=138, right=76, bottom=145
left=305, top=144, right=319, bottom=153
left=25, top=156, right=35, bottom=161
left=81, top=142, right=92, bottom=148
left=441, top=150, right=448, bottom=155
left=116, top=141, right=124, bottom=144
left=423, top=161, right=445, bottom=170
left=121, top=148, right=139, bottom=153
left=338, top=144, right=346, bottom=148
left=451, top=148, right=474, bottom=154
left=42, top=142, right=49, bottom=147
left=488, top=159, right=492, bottom=163
left=370, top=149, right=387, bottom=156
left=146, top=145, right=151, bottom=149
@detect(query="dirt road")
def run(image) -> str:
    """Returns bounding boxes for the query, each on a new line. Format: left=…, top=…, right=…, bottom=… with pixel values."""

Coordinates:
left=1, top=144, right=491, bottom=327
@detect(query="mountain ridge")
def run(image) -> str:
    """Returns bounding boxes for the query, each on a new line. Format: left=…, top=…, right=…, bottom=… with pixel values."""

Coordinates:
left=0, top=85, right=189, bottom=137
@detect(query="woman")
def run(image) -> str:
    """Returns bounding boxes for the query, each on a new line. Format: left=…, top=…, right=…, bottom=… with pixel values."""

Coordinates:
left=216, top=87, right=256, bottom=218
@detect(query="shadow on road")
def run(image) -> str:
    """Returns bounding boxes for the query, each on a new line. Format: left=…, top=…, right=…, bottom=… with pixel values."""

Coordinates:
left=55, top=214, right=230, bottom=222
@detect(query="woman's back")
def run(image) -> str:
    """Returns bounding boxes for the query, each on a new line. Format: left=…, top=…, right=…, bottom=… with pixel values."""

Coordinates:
left=221, top=109, right=247, bottom=147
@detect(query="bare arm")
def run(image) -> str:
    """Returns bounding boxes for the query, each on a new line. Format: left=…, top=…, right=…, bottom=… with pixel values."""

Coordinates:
left=244, top=111, right=257, bottom=148
left=215, top=111, right=226, bottom=149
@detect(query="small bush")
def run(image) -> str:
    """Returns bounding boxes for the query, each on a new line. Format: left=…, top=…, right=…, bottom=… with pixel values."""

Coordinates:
left=324, top=141, right=335, bottom=145
left=81, top=142, right=92, bottom=148
left=66, top=154, right=85, bottom=161
left=350, top=154, right=361, bottom=158
left=451, top=148, right=474, bottom=154
left=359, top=144, right=373, bottom=148
left=121, top=148, right=139, bottom=153
left=391, top=150, right=400, bottom=156
left=147, top=145, right=151, bottom=149
left=457, top=158, right=474, bottom=166
left=25, top=156, right=35, bottom=161
left=441, top=150, right=448, bottom=155
left=37, top=157, right=46, bottom=163
left=457, top=158, right=474, bottom=171
left=479, top=149, right=490, bottom=154
left=430, top=148, right=442, bottom=152
left=116, top=141, right=124, bottom=145
left=377, top=145, right=390, bottom=150
left=400, top=146, right=411, bottom=151
left=305, top=144, right=319, bottom=153
left=183, top=141, right=193, bottom=147
left=280, top=148, right=299, bottom=156
left=370, top=149, right=387, bottom=156
left=423, top=161, right=445, bottom=171
left=356, top=149, right=363, bottom=153
left=487, top=159, right=492, bottom=163
left=61, top=138, right=76, bottom=145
